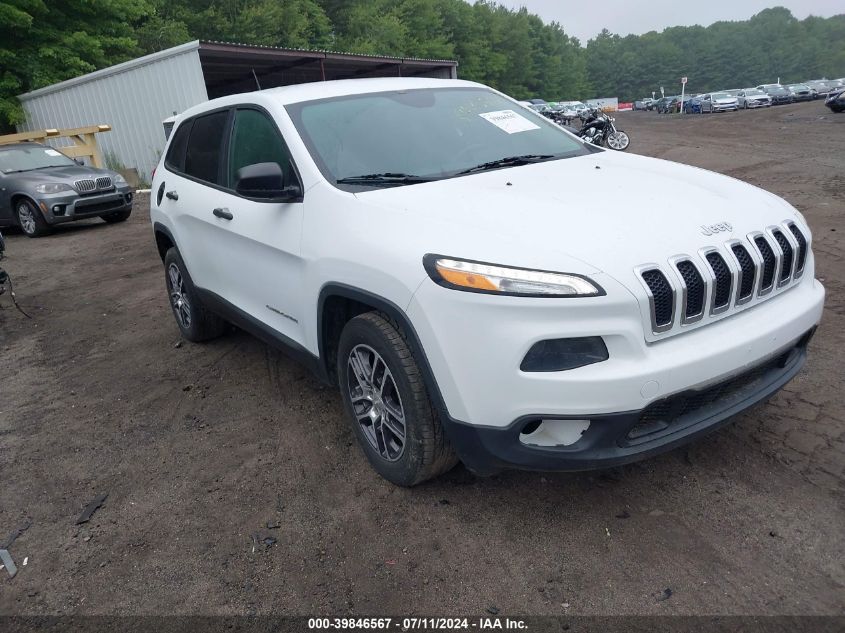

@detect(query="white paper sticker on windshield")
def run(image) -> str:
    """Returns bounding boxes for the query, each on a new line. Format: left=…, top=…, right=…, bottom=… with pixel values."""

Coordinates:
left=478, top=110, right=540, bottom=134
left=45, top=149, right=62, bottom=156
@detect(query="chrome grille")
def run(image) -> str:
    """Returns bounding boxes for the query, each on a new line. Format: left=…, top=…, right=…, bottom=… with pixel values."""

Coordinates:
left=636, top=221, right=809, bottom=336
left=74, top=177, right=113, bottom=194
left=75, top=179, right=96, bottom=193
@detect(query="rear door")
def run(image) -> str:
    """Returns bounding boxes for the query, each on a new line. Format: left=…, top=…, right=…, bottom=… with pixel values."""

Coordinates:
left=158, top=108, right=233, bottom=295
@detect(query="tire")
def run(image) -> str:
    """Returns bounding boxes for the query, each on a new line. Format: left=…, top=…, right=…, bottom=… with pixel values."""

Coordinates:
left=101, top=208, right=131, bottom=224
left=338, top=312, right=458, bottom=486
left=15, top=198, right=50, bottom=237
left=163, top=247, right=226, bottom=342
left=606, top=130, right=630, bottom=151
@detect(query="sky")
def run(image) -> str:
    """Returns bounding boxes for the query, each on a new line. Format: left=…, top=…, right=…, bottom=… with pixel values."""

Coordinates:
left=494, top=0, right=844, bottom=43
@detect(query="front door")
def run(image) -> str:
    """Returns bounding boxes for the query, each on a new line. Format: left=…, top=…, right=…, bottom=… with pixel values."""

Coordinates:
left=208, top=107, right=305, bottom=346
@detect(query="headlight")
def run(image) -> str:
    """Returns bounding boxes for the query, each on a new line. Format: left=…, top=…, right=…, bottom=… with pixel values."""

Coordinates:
left=34, top=183, right=72, bottom=194
left=424, top=255, right=604, bottom=297
left=113, top=173, right=127, bottom=185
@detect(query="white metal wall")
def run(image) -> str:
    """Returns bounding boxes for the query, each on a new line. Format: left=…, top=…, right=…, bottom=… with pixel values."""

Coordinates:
left=17, top=43, right=208, bottom=183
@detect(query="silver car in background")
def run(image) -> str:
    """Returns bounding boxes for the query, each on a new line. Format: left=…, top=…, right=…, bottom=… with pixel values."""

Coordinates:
left=786, top=83, right=814, bottom=101
left=0, top=143, right=134, bottom=237
left=700, top=92, right=739, bottom=112
left=737, top=88, right=772, bottom=109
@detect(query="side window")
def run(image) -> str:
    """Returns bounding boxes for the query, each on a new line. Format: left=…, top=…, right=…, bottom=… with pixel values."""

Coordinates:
left=229, top=108, right=294, bottom=189
left=164, top=121, right=191, bottom=173
left=184, top=110, right=230, bottom=185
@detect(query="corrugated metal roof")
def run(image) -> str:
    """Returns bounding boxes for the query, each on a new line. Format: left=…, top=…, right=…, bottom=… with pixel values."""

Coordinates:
left=198, top=40, right=458, bottom=65
left=18, top=41, right=202, bottom=101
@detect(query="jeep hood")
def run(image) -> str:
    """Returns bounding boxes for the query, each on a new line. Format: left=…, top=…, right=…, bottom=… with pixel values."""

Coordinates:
left=356, top=150, right=802, bottom=285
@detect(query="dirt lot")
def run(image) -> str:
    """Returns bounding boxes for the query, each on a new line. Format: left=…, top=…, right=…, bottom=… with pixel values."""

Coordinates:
left=1, top=101, right=843, bottom=618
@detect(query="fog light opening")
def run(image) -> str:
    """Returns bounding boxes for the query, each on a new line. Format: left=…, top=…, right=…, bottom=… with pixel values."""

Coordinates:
left=52, top=204, right=66, bottom=216
left=519, top=419, right=590, bottom=447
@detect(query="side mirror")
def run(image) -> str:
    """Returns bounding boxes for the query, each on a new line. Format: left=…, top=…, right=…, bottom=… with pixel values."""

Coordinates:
left=235, top=162, right=302, bottom=202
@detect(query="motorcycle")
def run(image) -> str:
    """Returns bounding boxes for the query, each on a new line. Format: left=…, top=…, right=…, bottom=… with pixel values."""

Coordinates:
left=575, top=107, right=630, bottom=151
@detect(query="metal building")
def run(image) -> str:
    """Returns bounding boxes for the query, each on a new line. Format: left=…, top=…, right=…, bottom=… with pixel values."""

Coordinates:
left=16, top=40, right=458, bottom=183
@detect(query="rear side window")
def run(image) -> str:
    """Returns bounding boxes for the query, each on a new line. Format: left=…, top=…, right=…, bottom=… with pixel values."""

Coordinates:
left=164, top=121, right=191, bottom=173
left=184, top=110, right=230, bottom=185
left=228, top=108, right=294, bottom=188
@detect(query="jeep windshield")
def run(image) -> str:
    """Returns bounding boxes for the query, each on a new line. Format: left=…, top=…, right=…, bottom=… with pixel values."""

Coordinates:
left=286, top=87, right=590, bottom=191
left=0, top=146, right=75, bottom=174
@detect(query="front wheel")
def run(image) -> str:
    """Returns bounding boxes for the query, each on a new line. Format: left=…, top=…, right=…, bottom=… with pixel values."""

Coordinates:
left=606, top=130, right=630, bottom=151
left=338, top=312, right=458, bottom=486
left=16, top=199, right=50, bottom=237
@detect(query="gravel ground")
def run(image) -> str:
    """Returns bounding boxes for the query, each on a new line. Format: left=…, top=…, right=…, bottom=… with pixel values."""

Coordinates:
left=0, top=100, right=843, bottom=617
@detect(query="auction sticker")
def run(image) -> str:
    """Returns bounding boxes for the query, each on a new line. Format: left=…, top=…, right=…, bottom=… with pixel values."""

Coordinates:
left=479, top=110, right=540, bottom=134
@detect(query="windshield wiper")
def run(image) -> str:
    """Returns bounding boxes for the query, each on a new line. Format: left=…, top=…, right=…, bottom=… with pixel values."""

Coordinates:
left=458, top=154, right=555, bottom=175
left=336, top=172, right=435, bottom=187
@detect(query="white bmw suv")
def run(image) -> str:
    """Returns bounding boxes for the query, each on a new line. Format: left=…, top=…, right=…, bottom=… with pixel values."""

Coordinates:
left=150, top=78, right=824, bottom=486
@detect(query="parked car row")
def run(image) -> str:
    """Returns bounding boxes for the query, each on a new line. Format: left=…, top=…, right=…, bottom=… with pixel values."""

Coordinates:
left=518, top=99, right=589, bottom=122
left=643, top=77, right=844, bottom=115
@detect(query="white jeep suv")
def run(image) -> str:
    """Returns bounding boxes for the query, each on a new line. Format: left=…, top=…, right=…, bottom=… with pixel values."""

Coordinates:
left=150, top=78, right=824, bottom=486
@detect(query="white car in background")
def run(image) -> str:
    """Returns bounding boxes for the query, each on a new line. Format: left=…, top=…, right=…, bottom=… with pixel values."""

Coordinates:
left=558, top=100, right=589, bottom=118
left=150, top=77, right=824, bottom=486
left=737, top=88, right=772, bottom=109
left=700, top=92, right=740, bottom=112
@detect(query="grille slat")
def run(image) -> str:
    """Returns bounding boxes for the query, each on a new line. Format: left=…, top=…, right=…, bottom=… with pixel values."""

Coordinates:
left=641, top=269, right=674, bottom=329
left=675, top=260, right=704, bottom=320
left=754, top=235, right=776, bottom=291
left=96, top=176, right=113, bottom=189
left=772, top=230, right=793, bottom=283
left=731, top=244, right=756, bottom=301
left=788, top=224, right=807, bottom=275
left=705, top=252, right=732, bottom=310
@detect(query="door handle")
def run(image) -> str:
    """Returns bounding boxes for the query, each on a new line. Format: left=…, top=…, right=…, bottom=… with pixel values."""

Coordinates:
left=213, top=207, right=233, bottom=220
left=165, top=190, right=178, bottom=201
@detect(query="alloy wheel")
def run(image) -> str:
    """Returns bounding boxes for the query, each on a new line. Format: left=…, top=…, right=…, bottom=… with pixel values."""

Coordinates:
left=17, top=203, right=36, bottom=235
left=607, top=131, right=630, bottom=150
left=167, top=263, right=191, bottom=329
left=346, top=344, right=406, bottom=461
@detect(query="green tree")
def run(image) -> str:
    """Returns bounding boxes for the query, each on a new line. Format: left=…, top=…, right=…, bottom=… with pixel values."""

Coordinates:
left=1, top=0, right=150, bottom=128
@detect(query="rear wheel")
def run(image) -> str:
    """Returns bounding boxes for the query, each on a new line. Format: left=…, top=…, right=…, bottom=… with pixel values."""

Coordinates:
left=606, top=130, right=630, bottom=151
left=163, top=247, right=226, bottom=342
left=16, top=199, right=49, bottom=237
left=338, top=312, right=457, bottom=486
